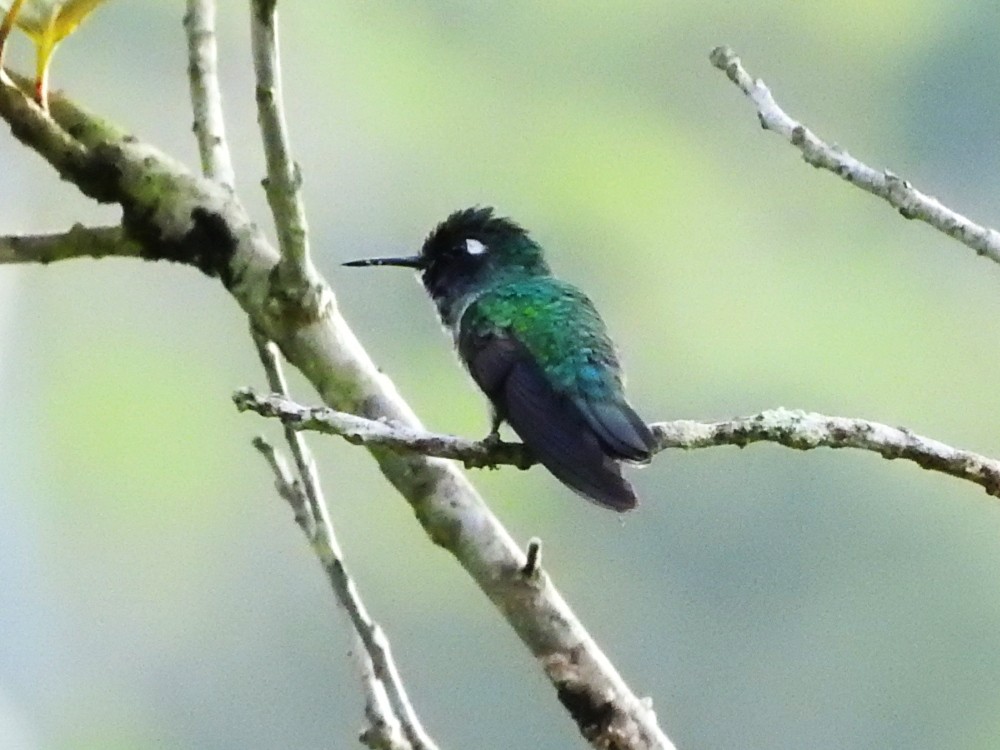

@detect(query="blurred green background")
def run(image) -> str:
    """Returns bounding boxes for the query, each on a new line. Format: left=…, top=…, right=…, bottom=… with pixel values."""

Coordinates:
left=3, top=1, right=1000, bottom=748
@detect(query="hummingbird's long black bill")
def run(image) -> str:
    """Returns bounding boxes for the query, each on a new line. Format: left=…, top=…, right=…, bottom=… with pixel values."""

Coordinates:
left=342, top=255, right=425, bottom=269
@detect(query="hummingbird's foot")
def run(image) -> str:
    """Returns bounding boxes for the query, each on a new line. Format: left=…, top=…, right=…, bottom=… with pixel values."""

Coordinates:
left=481, top=428, right=503, bottom=449
left=521, top=537, right=543, bottom=578
left=477, top=429, right=504, bottom=470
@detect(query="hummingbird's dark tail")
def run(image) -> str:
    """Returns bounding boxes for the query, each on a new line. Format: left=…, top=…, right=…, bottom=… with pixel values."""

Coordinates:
left=501, top=361, right=650, bottom=511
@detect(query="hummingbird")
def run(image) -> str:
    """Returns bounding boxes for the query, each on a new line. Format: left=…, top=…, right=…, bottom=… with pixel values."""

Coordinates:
left=344, top=207, right=656, bottom=511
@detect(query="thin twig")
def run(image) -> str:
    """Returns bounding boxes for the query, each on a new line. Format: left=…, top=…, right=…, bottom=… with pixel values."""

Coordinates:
left=251, top=335, right=437, bottom=750
left=185, top=7, right=427, bottom=745
left=235, top=389, right=1000, bottom=501
left=185, top=0, right=236, bottom=188
left=249, top=0, right=313, bottom=290
left=234, top=387, right=533, bottom=468
left=243, top=2, right=429, bottom=743
left=709, top=46, right=1000, bottom=265
left=253, top=436, right=408, bottom=750
left=352, top=633, right=408, bottom=750
left=252, top=436, right=315, bottom=538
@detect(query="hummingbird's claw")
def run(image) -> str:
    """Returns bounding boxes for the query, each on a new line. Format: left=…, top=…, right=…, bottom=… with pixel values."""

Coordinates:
left=479, top=428, right=505, bottom=470
left=482, top=429, right=502, bottom=448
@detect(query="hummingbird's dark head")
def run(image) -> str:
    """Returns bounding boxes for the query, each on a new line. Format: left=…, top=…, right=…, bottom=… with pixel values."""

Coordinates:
left=417, top=207, right=550, bottom=304
left=344, top=207, right=550, bottom=325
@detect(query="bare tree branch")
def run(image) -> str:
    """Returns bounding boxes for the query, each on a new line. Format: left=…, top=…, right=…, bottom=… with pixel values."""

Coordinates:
left=234, top=389, right=1000, bottom=501
left=249, top=0, right=313, bottom=291
left=184, top=6, right=433, bottom=746
left=253, top=435, right=410, bottom=750
left=185, top=0, right=236, bottom=189
left=352, top=633, right=411, bottom=750
left=0, top=55, right=675, bottom=750
left=709, top=45, right=1000, bottom=265
left=249, top=342, right=432, bottom=750
left=0, top=224, right=138, bottom=264
left=233, top=387, right=534, bottom=469
left=0, top=74, right=108, bottom=195
left=252, top=434, right=315, bottom=536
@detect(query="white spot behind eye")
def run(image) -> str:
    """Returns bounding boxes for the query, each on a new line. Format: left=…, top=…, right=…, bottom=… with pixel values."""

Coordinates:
left=465, top=238, right=487, bottom=256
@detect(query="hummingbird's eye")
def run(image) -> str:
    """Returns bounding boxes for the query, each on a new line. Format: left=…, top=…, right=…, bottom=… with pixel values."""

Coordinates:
left=464, top=238, right=487, bottom=256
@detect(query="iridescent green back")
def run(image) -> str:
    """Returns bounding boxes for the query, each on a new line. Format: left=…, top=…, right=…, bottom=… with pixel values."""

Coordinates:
left=461, top=277, right=625, bottom=399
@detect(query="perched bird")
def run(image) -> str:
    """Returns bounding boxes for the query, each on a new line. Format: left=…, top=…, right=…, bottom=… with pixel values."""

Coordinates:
left=344, top=207, right=656, bottom=511
left=0, top=0, right=107, bottom=109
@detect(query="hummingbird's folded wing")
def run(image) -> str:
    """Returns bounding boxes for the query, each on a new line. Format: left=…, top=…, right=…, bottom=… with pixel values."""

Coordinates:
left=462, top=333, right=640, bottom=510
left=571, top=396, right=655, bottom=464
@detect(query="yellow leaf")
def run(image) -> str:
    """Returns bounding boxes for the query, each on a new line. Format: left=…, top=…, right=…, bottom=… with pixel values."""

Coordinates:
left=0, top=0, right=108, bottom=108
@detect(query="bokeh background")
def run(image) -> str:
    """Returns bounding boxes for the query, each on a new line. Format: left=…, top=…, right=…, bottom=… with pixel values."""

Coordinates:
left=3, top=2, right=1000, bottom=748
